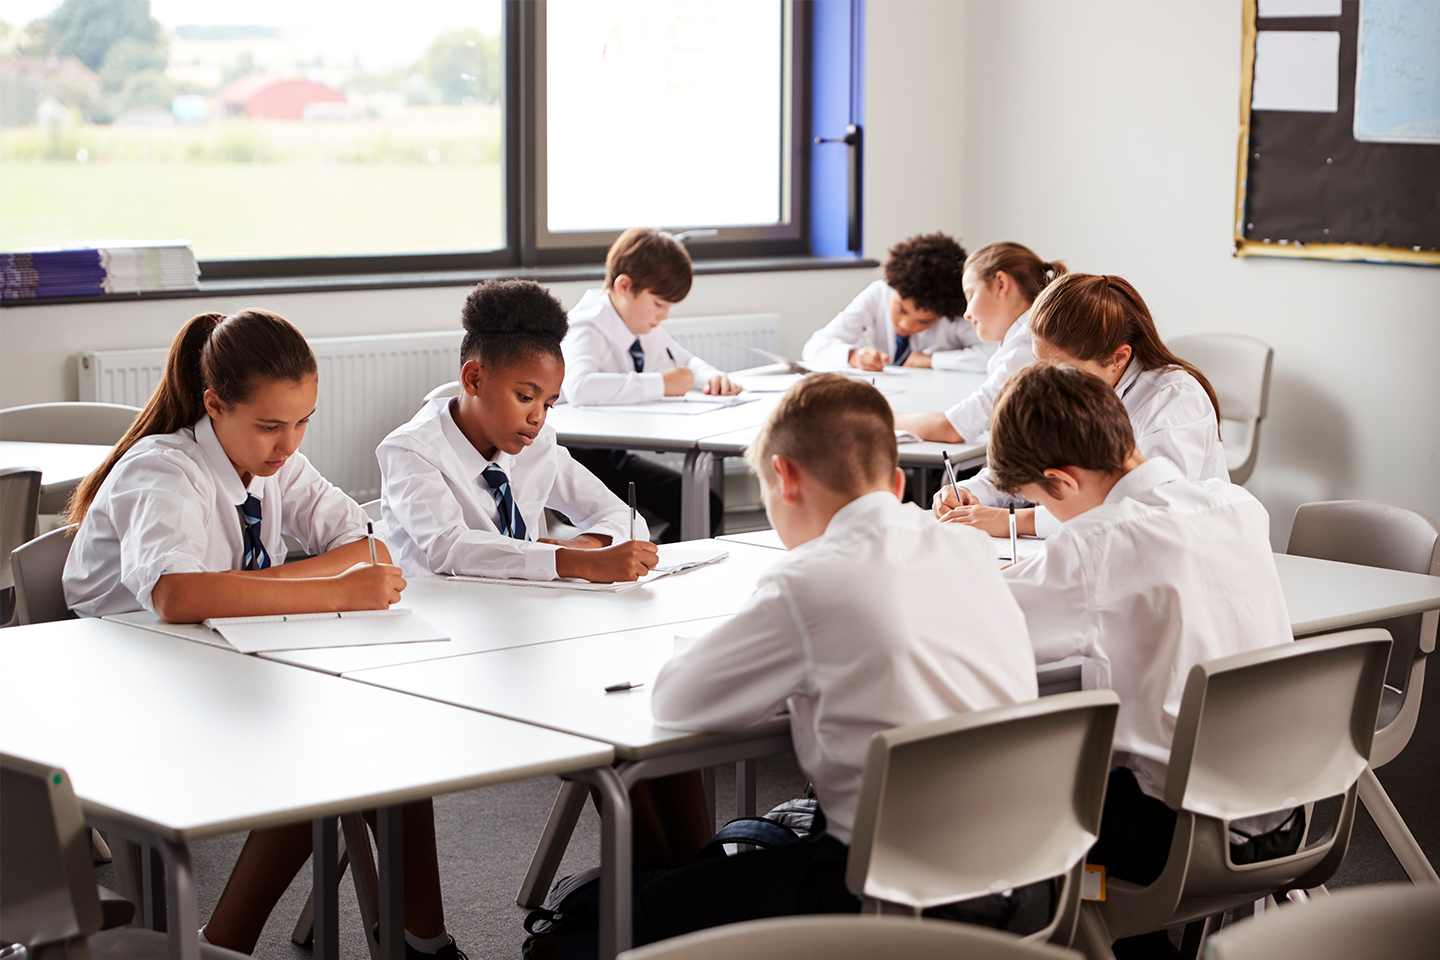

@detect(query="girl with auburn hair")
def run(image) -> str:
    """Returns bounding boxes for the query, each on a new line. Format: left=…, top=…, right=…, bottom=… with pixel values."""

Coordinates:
left=893, top=241, right=1066, bottom=443
left=63, top=310, right=463, bottom=959
left=935, top=273, right=1228, bottom=539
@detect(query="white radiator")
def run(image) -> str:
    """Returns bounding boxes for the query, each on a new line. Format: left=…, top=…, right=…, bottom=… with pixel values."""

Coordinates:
left=76, top=313, right=780, bottom=500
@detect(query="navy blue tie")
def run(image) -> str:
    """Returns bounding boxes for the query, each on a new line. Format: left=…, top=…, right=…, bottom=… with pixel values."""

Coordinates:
left=628, top=337, right=645, bottom=373
left=239, top=494, right=271, bottom=571
left=482, top=465, right=528, bottom=541
left=893, top=334, right=912, bottom=366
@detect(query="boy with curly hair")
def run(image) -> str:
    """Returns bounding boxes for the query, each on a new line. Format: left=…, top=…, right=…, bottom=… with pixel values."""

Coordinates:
left=802, top=232, right=993, bottom=372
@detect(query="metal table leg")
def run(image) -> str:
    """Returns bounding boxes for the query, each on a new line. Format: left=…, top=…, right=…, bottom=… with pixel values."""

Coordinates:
left=680, top=449, right=714, bottom=541
left=517, top=779, right=590, bottom=908
left=375, top=805, right=405, bottom=960
left=311, top=817, right=340, bottom=960
left=158, top=840, right=200, bottom=960
left=565, top=767, right=634, bottom=960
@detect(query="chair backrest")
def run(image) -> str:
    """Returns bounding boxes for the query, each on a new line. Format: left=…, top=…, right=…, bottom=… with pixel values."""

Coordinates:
left=846, top=689, right=1119, bottom=912
left=1165, top=629, right=1390, bottom=820
left=360, top=499, right=382, bottom=522
left=0, top=403, right=142, bottom=446
left=12, top=526, right=78, bottom=625
left=1, top=468, right=42, bottom=581
left=423, top=381, right=462, bottom=401
left=617, top=915, right=1082, bottom=960
left=1167, top=334, right=1273, bottom=425
left=0, top=753, right=104, bottom=950
left=1204, top=883, right=1440, bottom=960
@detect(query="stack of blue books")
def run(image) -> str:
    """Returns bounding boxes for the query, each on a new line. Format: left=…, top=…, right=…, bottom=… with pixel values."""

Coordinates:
left=1, top=250, right=108, bottom=299
left=1, top=241, right=200, bottom=299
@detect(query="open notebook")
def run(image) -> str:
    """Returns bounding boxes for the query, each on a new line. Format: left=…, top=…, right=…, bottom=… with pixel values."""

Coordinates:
left=448, top=543, right=729, bottom=593
left=104, top=608, right=447, bottom=654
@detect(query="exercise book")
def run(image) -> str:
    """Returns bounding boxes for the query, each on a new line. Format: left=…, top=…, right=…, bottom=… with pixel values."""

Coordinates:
left=447, top=543, right=729, bottom=593
left=104, top=608, right=447, bottom=654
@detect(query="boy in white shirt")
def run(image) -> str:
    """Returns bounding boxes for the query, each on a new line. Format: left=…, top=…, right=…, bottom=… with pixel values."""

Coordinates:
left=801, top=232, right=992, bottom=372
left=990, top=363, right=1301, bottom=955
left=638, top=373, right=1039, bottom=942
left=560, top=228, right=734, bottom=538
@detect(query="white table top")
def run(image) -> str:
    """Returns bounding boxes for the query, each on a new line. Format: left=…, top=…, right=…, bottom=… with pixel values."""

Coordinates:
left=547, top=396, right=779, bottom=449
left=0, top=618, right=613, bottom=842
left=346, top=619, right=789, bottom=761
left=257, top=539, right=787, bottom=675
left=1276, top=552, right=1440, bottom=635
left=0, top=440, right=111, bottom=491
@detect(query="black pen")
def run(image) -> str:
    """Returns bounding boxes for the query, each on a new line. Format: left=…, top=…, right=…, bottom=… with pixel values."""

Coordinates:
left=665, top=347, right=676, bottom=368
left=942, top=451, right=962, bottom=505
left=605, top=681, right=644, bottom=693
left=628, top=481, right=637, bottom=541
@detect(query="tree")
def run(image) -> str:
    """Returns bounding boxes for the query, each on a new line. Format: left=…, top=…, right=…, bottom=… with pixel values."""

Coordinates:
left=45, top=0, right=160, bottom=71
left=100, top=35, right=168, bottom=92
left=419, top=29, right=500, bottom=105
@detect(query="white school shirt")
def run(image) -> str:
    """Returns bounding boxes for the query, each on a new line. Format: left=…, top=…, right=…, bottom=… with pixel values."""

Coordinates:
left=560, top=288, right=725, bottom=405
left=377, top=397, right=644, bottom=581
left=942, top=310, right=1034, bottom=442
left=800, top=280, right=994, bottom=372
left=962, top=360, right=1230, bottom=538
left=63, top=416, right=369, bottom=619
left=651, top=491, right=1038, bottom=844
left=1002, top=458, right=1291, bottom=802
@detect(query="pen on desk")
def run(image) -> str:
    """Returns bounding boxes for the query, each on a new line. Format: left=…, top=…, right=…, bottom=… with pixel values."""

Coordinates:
left=628, top=481, right=637, bottom=541
left=367, top=521, right=377, bottom=564
left=1010, top=505, right=1019, bottom=564
left=605, top=681, right=644, bottom=693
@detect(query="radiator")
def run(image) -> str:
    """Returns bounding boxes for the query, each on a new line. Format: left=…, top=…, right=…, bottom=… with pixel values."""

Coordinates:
left=76, top=313, right=780, bottom=500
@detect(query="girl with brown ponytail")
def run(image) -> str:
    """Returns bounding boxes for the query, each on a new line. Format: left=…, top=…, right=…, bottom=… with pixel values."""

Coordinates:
left=62, top=310, right=463, bottom=958
left=935, top=273, right=1228, bottom=539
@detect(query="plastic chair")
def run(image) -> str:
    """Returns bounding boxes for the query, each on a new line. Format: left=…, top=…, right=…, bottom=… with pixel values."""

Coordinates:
left=0, top=402, right=140, bottom=515
left=360, top=499, right=382, bottom=522
left=423, top=381, right=461, bottom=401
left=1, top=752, right=248, bottom=960
left=1287, top=500, right=1440, bottom=884
left=11, top=526, right=77, bottom=625
left=1167, top=334, right=1273, bottom=484
left=1203, top=883, right=1440, bottom=960
left=845, top=690, right=1121, bottom=947
left=1, top=467, right=42, bottom=625
left=1074, top=629, right=1393, bottom=960
left=617, top=915, right=1082, bottom=960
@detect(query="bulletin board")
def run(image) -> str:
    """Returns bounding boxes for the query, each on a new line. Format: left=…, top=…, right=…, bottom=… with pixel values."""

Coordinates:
left=1234, top=0, right=1440, bottom=266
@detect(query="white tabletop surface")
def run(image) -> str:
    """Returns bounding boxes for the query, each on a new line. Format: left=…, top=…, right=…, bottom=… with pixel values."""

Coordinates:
left=0, top=618, right=613, bottom=842
left=256, top=539, right=786, bottom=675
left=0, top=440, right=111, bottom=490
left=547, top=396, right=779, bottom=449
left=1276, top=552, right=1440, bottom=635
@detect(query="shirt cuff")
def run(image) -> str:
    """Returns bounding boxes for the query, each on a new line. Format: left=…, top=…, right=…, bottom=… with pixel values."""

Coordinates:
left=944, top=401, right=985, bottom=443
left=642, top=373, right=666, bottom=401
left=127, top=554, right=209, bottom=615
left=527, top=541, right=563, bottom=580
left=1033, top=506, right=1062, bottom=539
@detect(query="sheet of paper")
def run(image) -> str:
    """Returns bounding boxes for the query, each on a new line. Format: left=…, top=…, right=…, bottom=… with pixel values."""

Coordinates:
left=574, top=396, right=758, bottom=416
left=1257, top=0, right=1340, bottom=18
left=731, top=373, right=806, bottom=393
left=895, top=430, right=922, bottom=443
left=105, top=611, right=237, bottom=650
left=1354, top=0, right=1440, bottom=144
left=448, top=570, right=670, bottom=592
left=1252, top=31, right=1340, bottom=113
left=201, top=609, right=447, bottom=654
left=992, top=536, right=1047, bottom=563
left=655, top=543, right=729, bottom=573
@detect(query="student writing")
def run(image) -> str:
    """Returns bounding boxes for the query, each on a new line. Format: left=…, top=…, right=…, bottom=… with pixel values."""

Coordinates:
left=935, top=273, right=1227, bottom=539
left=380, top=279, right=660, bottom=583
left=801, top=232, right=992, bottom=372
left=61, top=310, right=461, bottom=959
left=892, top=242, right=1065, bottom=442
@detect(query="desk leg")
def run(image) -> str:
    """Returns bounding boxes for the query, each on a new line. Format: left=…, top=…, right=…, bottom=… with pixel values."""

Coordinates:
left=679, top=449, right=713, bottom=541
left=158, top=840, right=200, bottom=960
left=375, top=806, right=405, bottom=960
left=517, top=779, right=590, bottom=909
left=736, top=760, right=756, bottom=818
left=567, top=767, right=633, bottom=960
left=143, top=846, right=166, bottom=931
left=311, top=817, right=340, bottom=960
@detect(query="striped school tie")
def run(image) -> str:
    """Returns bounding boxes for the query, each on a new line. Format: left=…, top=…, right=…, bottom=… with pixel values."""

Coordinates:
left=482, top=465, right=528, bottom=541
left=893, top=333, right=912, bottom=366
left=629, top=337, right=645, bottom=372
left=239, top=494, right=272, bottom=571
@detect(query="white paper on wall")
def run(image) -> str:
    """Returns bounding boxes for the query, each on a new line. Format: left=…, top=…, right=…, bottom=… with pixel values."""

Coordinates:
left=1258, top=0, right=1342, bottom=18
left=1252, top=31, right=1341, bottom=113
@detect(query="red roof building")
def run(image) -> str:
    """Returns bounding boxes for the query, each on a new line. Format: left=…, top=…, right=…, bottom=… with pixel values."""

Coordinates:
left=217, top=76, right=346, bottom=120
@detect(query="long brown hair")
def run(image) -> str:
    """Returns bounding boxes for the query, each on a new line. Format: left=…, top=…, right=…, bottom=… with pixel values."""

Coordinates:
left=964, top=242, right=1067, bottom=302
left=1028, top=273, right=1222, bottom=427
left=66, top=309, right=317, bottom=527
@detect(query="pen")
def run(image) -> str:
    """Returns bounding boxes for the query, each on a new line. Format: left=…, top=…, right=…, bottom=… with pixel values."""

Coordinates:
left=1010, top=505, right=1019, bottom=564
left=367, top=521, right=377, bottom=564
left=942, top=451, right=962, bottom=506
left=666, top=347, right=676, bottom=367
left=605, top=681, right=644, bottom=693
left=628, top=481, right=637, bottom=541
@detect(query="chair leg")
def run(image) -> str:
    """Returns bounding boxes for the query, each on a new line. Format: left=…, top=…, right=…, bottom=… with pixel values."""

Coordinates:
left=91, top=828, right=112, bottom=863
left=1357, top=766, right=1440, bottom=884
left=517, top=779, right=589, bottom=909
left=1179, top=915, right=1220, bottom=960
left=110, top=840, right=146, bottom=928
left=1073, top=903, right=1118, bottom=960
left=291, top=826, right=351, bottom=946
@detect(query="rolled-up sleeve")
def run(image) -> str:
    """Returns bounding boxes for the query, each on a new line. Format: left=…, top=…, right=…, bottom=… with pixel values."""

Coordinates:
left=109, top=468, right=213, bottom=614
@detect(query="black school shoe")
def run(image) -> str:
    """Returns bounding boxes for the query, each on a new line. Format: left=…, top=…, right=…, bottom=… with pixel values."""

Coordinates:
left=371, top=924, right=468, bottom=960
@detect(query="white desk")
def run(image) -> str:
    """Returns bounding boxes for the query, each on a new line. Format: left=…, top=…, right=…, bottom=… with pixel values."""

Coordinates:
left=1276, top=552, right=1440, bottom=635
left=0, top=618, right=613, bottom=960
left=0, top=439, right=111, bottom=512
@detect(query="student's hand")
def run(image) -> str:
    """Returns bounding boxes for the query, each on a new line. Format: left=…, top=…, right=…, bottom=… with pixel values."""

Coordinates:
left=702, top=375, right=743, bottom=396
left=336, top=562, right=407, bottom=609
left=539, top=534, right=609, bottom=549
left=557, top=540, right=660, bottom=582
left=932, top=483, right=979, bottom=518
left=902, top=351, right=933, bottom=368
left=848, top=347, right=890, bottom=371
left=662, top=366, right=695, bottom=396
left=937, top=503, right=1012, bottom=536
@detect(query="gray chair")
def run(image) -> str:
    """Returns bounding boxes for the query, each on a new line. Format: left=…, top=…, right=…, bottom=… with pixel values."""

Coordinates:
left=1287, top=500, right=1440, bottom=884
left=11, top=526, right=77, bottom=625
left=617, top=915, right=1082, bottom=960
left=1, top=467, right=42, bottom=625
left=360, top=499, right=382, bottom=522
left=423, top=381, right=461, bottom=401
left=1203, top=883, right=1440, bottom=960
left=1167, top=334, right=1273, bottom=484
left=846, top=690, right=1121, bottom=947
left=1074, top=629, right=1393, bottom=960
left=0, top=752, right=247, bottom=960
left=0, top=403, right=140, bottom=516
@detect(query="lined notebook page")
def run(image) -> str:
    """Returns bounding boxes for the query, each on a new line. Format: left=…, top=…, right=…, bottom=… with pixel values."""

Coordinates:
left=201, top=609, right=447, bottom=654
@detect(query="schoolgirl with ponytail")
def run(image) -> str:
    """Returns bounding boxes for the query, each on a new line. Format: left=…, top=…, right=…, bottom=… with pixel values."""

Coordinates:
left=893, top=241, right=1066, bottom=442
left=62, top=310, right=463, bottom=959
left=934, top=273, right=1228, bottom=539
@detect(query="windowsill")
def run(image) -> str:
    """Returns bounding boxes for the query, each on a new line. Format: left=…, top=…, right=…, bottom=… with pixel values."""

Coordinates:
left=0, top=255, right=879, bottom=306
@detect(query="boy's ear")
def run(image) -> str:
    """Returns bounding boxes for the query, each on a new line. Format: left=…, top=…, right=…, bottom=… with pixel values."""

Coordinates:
left=460, top=358, right=485, bottom=395
left=771, top=454, right=805, bottom=504
left=612, top=274, right=633, bottom=298
left=1042, top=466, right=1084, bottom=497
left=891, top=466, right=906, bottom=500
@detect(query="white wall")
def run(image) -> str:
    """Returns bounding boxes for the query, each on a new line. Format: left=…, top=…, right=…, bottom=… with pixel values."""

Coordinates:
left=959, top=0, right=1440, bottom=544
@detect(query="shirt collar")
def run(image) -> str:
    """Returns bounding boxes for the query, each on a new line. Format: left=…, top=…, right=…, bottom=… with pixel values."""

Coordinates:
left=1002, top=308, right=1031, bottom=347
left=824, top=490, right=901, bottom=536
left=193, top=415, right=261, bottom=506
left=1114, top=358, right=1142, bottom=399
left=436, top=397, right=514, bottom=481
left=578, top=287, right=643, bottom=350
left=1104, top=456, right=1184, bottom=506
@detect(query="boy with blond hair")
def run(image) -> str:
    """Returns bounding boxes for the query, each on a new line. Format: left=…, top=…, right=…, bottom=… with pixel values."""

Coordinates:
left=639, top=373, right=1039, bottom=941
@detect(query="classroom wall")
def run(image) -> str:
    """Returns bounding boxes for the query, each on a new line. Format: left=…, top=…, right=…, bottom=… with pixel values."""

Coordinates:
left=958, top=0, right=1440, bottom=546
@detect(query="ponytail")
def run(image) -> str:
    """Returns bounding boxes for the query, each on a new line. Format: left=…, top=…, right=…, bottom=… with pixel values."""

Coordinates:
left=1028, top=274, right=1222, bottom=430
left=66, top=309, right=317, bottom=527
left=963, top=242, right=1067, bottom=303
